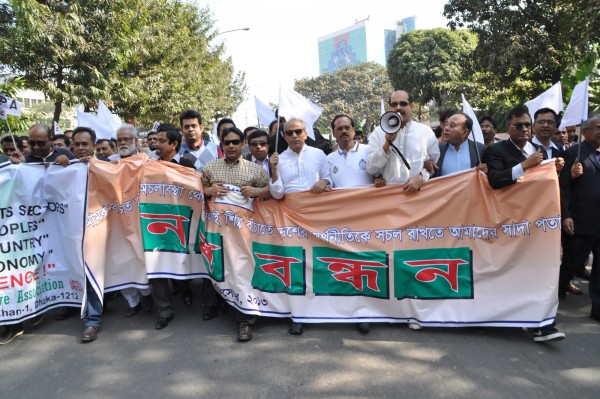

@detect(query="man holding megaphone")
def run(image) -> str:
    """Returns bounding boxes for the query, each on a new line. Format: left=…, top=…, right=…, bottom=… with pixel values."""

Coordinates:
left=366, top=90, right=440, bottom=192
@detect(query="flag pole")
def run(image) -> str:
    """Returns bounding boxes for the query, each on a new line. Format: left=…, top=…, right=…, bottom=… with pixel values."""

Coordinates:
left=275, top=85, right=281, bottom=153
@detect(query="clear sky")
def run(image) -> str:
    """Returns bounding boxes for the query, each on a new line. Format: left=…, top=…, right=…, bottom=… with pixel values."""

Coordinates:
left=200, top=0, right=450, bottom=127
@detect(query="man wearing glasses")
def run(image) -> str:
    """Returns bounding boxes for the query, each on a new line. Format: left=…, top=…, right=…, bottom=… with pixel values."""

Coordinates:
left=482, top=105, right=565, bottom=343
left=484, top=106, right=564, bottom=190
left=245, top=129, right=272, bottom=180
left=269, top=118, right=332, bottom=336
left=22, top=124, right=75, bottom=165
left=202, top=127, right=270, bottom=342
left=108, top=124, right=140, bottom=161
left=366, top=90, right=439, bottom=193
left=531, top=108, right=564, bottom=159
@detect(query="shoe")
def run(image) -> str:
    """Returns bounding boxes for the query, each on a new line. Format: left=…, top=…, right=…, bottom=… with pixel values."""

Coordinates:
left=532, top=327, right=566, bottom=342
left=574, top=268, right=591, bottom=281
left=81, top=326, right=99, bottom=343
left=409, top=323, right=423, bottom=330
left=288, top=322, right=303, bottom=335
left=182, top=291, right=193, bottom=308
left=125, top=303, right=142, bottom=317
left=202, top=305, right=217, bottom=320
left=237, top=322, right=253, bottom=342
left=30, top=314, right=45, bottom=326
left=56, top=307, right=76, bottom=321
left=566, top=282, right=583, bottom=295
left=590, top=313, right=600, bottom=323
left=154, top=315, right=174, bottom=330
left=141, top=295, right=153, bottom=313
left=356, top=323, right=370, bottom=333
left=0, top=325, right=24, bottom=345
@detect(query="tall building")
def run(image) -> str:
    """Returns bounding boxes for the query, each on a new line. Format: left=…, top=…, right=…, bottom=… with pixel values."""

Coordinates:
left=318, top=17, right=417, bottom=75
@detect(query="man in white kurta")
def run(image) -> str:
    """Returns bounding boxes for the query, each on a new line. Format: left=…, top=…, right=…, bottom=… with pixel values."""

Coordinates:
left=366, top=90, right=440, bottom=191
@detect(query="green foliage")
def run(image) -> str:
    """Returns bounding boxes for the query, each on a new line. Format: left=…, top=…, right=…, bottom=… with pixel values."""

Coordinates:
left=387, top=28, right=477, bottom=107
left=1, top=0, right=245, bottom=126
left=562, top=44, right=600, bottom=114
left=294, top=62, right=393, bottom=133
left=444, top=0, right=600, bottom=103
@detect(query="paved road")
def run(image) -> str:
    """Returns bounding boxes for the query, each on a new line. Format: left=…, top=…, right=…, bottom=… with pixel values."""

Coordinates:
left=1, top=278, right=599, bottom=399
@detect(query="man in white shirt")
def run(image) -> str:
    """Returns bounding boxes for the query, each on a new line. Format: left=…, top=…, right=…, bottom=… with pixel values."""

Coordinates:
left=531, top=107, right=564, bottom=159
left=327, top=114, right=373, bottom=188
left=270, top=118, right=331, bottom=199
left=269, top=118, right=331, bottom=335
left=366, top=90, right=440, bottom=192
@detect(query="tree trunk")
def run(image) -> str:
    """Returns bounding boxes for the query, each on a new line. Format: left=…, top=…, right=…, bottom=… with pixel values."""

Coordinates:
left=53, top=66, right=65, bottom=123
left=53, top=101, right=62, bottom=124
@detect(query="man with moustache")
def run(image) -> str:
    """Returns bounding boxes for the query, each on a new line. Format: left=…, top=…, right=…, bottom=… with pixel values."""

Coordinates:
left=245, top=129, right=272, bottom=179
left=479, top=115, right=500, bottom=146
left=147, top=124, right=195, bottom=330
left=202, top=127, right=270, bottom=342
left=483, top=105, right=565, bottom=342
left=531, top=108, right=564, bottom=159
left=108, top=124, right=140, bottom=161
left=366, top=90, right=440, bottom=193
left=95, top=139, right=114, bottom=159
left=24, top=124, right=75, bottom=165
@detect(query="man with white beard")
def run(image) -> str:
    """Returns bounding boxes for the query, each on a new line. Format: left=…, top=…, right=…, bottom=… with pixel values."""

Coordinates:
left=109, top=124, right=140, bottom=161
left=105, top=124, right=153, bottom=319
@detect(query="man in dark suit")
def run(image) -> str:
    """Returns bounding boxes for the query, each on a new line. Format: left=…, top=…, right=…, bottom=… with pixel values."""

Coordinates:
left=483, top=106, right=565, bottom=189
left=531, top=107, right=564, bottom=159
left=245, top=129, right=272, bottom=178
left=483, top=105, right=565, bottom=343
left=434, top=113, right=487, bottom=177
left=558, top=116, right=600, bottom=321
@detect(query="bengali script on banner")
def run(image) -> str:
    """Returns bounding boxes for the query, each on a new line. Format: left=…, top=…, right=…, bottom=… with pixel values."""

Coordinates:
left=0, top=163, right=86, bottom=326
left=85, top=156, right=561, bottom=328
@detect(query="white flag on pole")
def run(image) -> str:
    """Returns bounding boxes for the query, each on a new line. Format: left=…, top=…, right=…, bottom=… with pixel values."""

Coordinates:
left=380, top=98, right=386, bottom=117
left=0, top=94, right=23, bottom=116
left=559, top=77, right=589, bottom=129
left=254, top=96, right=276, bottom=127
left=76, top=100, right=123, bottom=140
left=53, top=121, right=64, bottom=136
left=525, top=82, right=563, bottom=119
left=278, top=87, right=322, bottom=139
left=461, top=94, right=484, bottom=144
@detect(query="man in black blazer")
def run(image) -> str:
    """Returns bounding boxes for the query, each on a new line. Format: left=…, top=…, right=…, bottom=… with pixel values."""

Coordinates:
left=434, top=113, right=487, bottom=177
left=531, top=107, right=564, bottom=159
left=558, top=116, right=600, bottom=321
left=483, top=106, right=565, bottom=189
left=482, top=105, right=565, bottom=342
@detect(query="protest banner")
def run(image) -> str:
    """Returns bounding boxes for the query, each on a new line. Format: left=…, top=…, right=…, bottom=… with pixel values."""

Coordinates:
left=84, top=155, right=561, bottom=328
left=0, top=163, right=86, bottom=325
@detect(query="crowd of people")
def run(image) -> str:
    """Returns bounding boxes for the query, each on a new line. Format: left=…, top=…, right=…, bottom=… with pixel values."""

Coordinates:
left=1, top=89, right=598, bottom=346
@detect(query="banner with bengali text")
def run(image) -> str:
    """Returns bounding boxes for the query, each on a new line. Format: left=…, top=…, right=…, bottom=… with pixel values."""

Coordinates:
left=84, top=155, right=561, bottom=328
left=0, top=163, right=86, bottom=326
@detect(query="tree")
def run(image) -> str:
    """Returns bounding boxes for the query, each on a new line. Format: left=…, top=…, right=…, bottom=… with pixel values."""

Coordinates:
left=387, top=28, right=477, bottom=107
left=0, top=0, right=245, bottom=126
left=444, top=0, right=600, bottom=99
left=294, top=62, right=393, bottom=134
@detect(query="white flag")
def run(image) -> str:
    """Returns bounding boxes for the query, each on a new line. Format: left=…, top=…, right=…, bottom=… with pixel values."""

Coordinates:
left=152, top=121, right=160, bottom=131
left=380, top=99, right=386, bottom=117
left=278, top=87, right=322, bottom=139
left=0, top=94, right=23, bottom=116
left=525, top=82, right=563, bottom=119
left=559, top=77, right=589, bottom=129
left=254, top=96, right=276, bottom=127
left=53, top=121, right=64, bottom=136
left=461, top=94, right=484, bottom=144
left=97, top=100, right=122, bottom=140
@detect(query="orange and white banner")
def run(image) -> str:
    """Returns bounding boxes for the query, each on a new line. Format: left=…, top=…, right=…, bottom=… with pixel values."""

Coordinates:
left=84, top=155, right=561, bottom=327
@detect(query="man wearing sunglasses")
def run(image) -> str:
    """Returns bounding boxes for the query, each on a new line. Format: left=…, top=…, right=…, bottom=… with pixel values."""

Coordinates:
left=483, top=105, right=565, bottom=343
left=202, top=127, right=270, bottom=342
left=21, top=124, right=75, bottom=165
left=366, top=90, right=440, bottom=193
left=245, top=129, right=272, bottom=180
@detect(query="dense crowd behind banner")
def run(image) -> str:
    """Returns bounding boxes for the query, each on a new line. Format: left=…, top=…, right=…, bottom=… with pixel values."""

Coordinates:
left=84, top=155, right=562, bottom=328
left=0, top=162, right=86, bottom=326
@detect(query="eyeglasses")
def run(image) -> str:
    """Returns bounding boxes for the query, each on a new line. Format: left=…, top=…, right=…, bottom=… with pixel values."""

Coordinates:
left=284, top=129, right=303, bottom=136
left=250, top=141, right=268, bottom=147
left=222, top=139, right=242, bottom=146
left=389, top=101, right=410, bottom=107
left=116, top=137, right=134, bottom=143
left=585, top=126, right=600, bottom=132
left=510, top=123, right=532, bottom=130
left=30, top=140, right=48, bottom=147
left=535, top=120, right=556, bottom=126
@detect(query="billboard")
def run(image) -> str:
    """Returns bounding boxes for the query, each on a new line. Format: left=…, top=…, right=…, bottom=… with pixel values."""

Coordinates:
left=318, top=23, right=367, bottom=74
